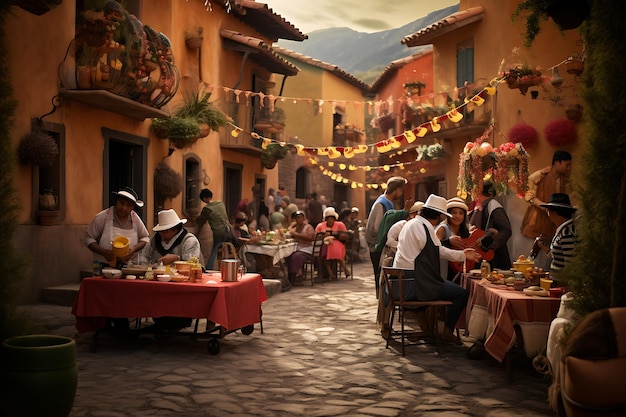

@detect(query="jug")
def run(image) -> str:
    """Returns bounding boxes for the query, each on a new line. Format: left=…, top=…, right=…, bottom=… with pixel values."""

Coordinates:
left=220, top=259, right=240, bottom=282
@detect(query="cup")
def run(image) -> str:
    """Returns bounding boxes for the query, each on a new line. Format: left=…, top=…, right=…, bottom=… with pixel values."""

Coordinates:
left=540, top=278, right=553, bottom=291
left=238, top=264, right=246, bottom=280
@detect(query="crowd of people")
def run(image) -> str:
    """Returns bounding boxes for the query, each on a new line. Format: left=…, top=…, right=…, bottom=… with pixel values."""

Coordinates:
left=84, top=148, right=578, bottom=342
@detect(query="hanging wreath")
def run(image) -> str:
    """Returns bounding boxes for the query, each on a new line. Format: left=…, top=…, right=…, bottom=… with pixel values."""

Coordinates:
left=508, top=123, right=538, bottom=149
left=154, top=162, right=182, bottom=200
left=544, top=118, right=577, bottom=147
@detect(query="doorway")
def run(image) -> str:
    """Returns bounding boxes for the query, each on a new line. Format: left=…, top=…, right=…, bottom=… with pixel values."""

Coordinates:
left=102, top=128, right=148, bottom=221
left=223, top=161, right=243, bottom=219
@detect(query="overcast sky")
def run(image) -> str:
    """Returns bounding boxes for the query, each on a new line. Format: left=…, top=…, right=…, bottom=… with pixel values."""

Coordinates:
left=266, top=0, right=459, bottom=34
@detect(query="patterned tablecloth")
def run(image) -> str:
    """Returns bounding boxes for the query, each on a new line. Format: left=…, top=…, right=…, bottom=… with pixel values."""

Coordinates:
left=462, top=275, right=561, bottom=362
left=243, top=241, right=297, bottom=265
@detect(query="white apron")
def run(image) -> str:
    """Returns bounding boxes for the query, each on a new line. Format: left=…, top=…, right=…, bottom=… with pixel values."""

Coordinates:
left=95, top=208, right=140, bottom=265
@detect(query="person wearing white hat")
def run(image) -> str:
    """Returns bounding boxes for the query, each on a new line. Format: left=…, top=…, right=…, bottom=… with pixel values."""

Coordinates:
left=392, top=194, right=481, bottom=344
left=315, top=207, right=350, bottom=280
left=139, top=209, right=203, bottom=266
left=84, top=186, right=150, bottom=336
left=436, top=197, right=472, bottom=281
left=85, top=186, right=150, bottom=268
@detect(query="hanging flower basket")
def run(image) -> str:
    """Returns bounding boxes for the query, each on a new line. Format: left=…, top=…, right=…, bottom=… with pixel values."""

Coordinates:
left=544, top=118, right=578, bottom=147
left=504, top=67, right=545, bottom=95
left=17, top=130, right=59, bottom=166
left=565, top=104, right=583, bottom=122
left=565, top=56, right=584, bottom=75
left=508, top=123, right=539, bottom=149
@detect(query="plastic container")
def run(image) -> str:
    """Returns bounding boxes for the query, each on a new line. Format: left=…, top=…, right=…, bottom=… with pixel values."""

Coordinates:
left=111, top=236, right=130, bottom=258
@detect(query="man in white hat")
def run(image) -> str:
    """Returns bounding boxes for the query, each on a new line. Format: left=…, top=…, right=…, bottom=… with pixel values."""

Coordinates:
left=392, top=194, right=481, bottom=344
left=139, top=209, right=203, bottom=266
left=139, top=209, right=204, bottom=333
left=85, top=186, right=150, bottom=268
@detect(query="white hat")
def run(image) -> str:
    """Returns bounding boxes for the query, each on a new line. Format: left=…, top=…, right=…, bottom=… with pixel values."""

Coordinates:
left=351, top=207, right=359, bottom=213
left=323, top=207, right=339, bottom=219
left=409, top=201, right=424, bottom=213
left=153, top=209, right=187, bottom=231
left=446, top=197, right=468, bottom=212
left=423, top=194, right=452, bottom=217
left=113, top=187, right=144, bottom=208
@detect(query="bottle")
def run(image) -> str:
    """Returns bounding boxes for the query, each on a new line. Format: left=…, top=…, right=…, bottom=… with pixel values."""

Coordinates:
left=480, top=260, right=491, bottom=279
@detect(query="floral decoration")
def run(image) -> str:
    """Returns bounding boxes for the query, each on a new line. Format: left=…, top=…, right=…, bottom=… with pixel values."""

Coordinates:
left=508, top=123, right=538, bottom=149
left=457, top=136, right=529, bottom=200
left=503, top=66, right=546, bottom=94
left=544, top=118, right=577, bottom=146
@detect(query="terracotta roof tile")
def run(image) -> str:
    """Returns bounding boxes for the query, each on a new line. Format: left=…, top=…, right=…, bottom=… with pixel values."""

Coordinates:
left=273, top=46, right=370, bottom=93
left=402, top=6, right=484, bottom=47
left=221, top=29, right=300, bottom=76
left=370, top=46, right=433, bottom=92
left=228, top=0, right=308, bottom=42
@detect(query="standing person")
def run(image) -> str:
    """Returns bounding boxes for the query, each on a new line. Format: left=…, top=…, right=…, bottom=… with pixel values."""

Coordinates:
left=85, top=187, right=150, bottom=268
left=469, top=180, right=513, bottom=270
left=315, top=207, right=350, bottom=280
left=393, top=195, right=481, bottom=344
left=522, top=151, right=572, bottom=269
left=533, top=193, right=578, bottom=280
left=257, top=201, right=270, bottom=232
left=286, top=211, right=315, bottom=284
left=84, top=187, right=150, bottom=336
left=139, top=209, right=203, bottom=332
left=195, top=188, right=232, bottom=270
left=436, top=197, right=471, bottom=281
left=365, top=176, right=411, bottom=298
left=267, top=188, right=276, bottom=214
left=306, top=192, right=323, bottom=229
left=281, top=197, right=298, bottom=229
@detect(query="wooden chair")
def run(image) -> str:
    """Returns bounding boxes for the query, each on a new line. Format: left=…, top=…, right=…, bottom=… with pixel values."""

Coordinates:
left=216, top=241, right=238, bottom=264
left=302, top=232, right=325, bottom=285
left=334, top=230, right=354, bottom=279
left=381, top=267, right=452, bottom=355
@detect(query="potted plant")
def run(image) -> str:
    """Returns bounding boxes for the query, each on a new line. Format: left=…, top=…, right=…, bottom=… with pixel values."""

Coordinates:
left=260, top=144, right=288, bottom=169
left=508, top=122, right=539, bottom=148
left=544, top=117, right=578, bottom=146
left=565, top=104, right=583, bottom=122
left=151, top=117, right=202, bottom=149
left=154, top=162, right=182, bottom=201
left=175, top=89, right=229, bottom=137
left=17, top=129, right=59, bottom=166
left=184, top=26, right=204, bottom=50
left=503, top=65, right=545, bottom=95
left=565, top=54, right=584, bottom=75
left=38, top=187, right=60, bottom=226
left=511, top=0, right=590, bottom=47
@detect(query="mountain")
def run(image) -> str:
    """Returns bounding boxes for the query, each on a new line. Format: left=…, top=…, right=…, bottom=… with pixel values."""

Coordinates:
left=277, top=4, right=459, bottom=85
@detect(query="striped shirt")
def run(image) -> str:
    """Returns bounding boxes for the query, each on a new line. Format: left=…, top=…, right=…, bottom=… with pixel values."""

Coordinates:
left=550, top=218, right=577, bottom=272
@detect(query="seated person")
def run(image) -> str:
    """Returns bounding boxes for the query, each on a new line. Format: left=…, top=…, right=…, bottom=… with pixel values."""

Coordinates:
left=315, top=207, right=350, bottom=280
left=286, top=211, right=315, bottom=284
left=139, top=209, right=203, bottom=332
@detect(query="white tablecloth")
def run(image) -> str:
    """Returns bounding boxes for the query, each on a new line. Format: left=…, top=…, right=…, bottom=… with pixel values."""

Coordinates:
left=243, top=242, right=297, bottom=265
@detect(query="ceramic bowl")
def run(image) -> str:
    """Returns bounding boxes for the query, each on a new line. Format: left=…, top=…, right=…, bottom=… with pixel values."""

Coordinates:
left=156, top=274, right=171, bottom=282
left=125, top=275, right=136, bottom=280
left=102, top=268, right=122, bottom=279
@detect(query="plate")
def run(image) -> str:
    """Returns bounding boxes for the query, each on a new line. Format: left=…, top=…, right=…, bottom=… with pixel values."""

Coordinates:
left=523, top=288, right=549, bottom=297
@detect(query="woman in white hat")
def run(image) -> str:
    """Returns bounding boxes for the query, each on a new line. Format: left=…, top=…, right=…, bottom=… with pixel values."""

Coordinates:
left=85, top=186, right=150, bottom=268
left=139, top=209, right=203, bottom=266
left=314, top=207, right=351, bottom=279
left=436, top=197, right=472, bottom=280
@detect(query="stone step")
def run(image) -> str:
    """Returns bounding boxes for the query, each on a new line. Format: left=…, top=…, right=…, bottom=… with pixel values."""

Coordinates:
left=40, top=278, right=284, bottom=307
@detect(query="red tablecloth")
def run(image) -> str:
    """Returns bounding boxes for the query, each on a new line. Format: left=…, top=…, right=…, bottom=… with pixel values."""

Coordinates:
left=71, top=273, right=267, bottom=332
left=463, top=276, right=561, bottom=362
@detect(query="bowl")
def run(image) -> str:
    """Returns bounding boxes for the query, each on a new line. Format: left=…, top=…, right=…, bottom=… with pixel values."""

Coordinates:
left=112, top=236, right=130, bottom=258
left=549, top=287, right=566, bottom=298
left=156, top=274, right=171, bottom=282
left=513, top=260, right=534, bottom=272
left=102, top=267, right=122, bottom=279
left=170, top=275, right=187, bottom=282
left=173, top=261, right=192, bottom=276
left=125, top=275, right=136, bottom=280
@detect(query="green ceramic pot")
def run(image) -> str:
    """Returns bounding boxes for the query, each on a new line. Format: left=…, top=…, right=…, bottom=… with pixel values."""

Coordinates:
left=0, top=335, right=77, bottom=417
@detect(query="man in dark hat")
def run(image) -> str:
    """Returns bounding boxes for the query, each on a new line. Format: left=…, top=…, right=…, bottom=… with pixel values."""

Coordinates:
left=534, top=193, right=578, bottom=276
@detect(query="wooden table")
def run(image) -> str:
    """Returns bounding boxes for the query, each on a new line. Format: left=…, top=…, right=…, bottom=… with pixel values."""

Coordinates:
left=462, top=275, right=561, bottom=363
left=71, top=273, right=267, bottom=353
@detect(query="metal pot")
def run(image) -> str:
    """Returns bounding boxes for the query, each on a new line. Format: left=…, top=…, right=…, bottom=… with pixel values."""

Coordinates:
left=220, top=259, right=240, bottom=282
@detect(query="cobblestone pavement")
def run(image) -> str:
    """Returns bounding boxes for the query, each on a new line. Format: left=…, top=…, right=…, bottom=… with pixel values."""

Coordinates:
left=19, top=261, right=555, bottom=417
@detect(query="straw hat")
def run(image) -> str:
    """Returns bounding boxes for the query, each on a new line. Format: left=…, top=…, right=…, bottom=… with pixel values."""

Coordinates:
left=423, top=194, right=452, bottom=217
left=323, top=207, right=339, bottom=219
left=113, top=187, right=144, bottom=208
left=447, top=197, right=468, bottom=212
left=153, top=209, right=187, bottom=231
left=409, top=201, right=424, bottom=213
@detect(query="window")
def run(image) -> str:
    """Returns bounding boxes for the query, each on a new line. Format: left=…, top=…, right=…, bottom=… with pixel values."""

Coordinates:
left=33, top=119, right=65, bottom=222
left=295, top=167, right=309, bottom=199
left=456, top=39, right=474, bottom=88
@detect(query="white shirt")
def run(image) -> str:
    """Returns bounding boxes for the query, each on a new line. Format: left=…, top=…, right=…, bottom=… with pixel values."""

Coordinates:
left=393, top=216, right=466, bottom=270
left=385, top=220, right=407, bottom=249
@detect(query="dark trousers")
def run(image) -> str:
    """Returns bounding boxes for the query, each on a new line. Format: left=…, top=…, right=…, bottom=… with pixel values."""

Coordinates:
left=369, top=250, right=382, bottom=297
